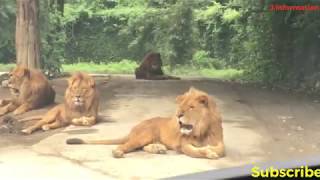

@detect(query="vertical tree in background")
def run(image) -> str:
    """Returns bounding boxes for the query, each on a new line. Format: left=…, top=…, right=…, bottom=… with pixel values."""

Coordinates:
left=167, top=0, right=193, bottom=67
left=15, top=0, right=41, bottom=68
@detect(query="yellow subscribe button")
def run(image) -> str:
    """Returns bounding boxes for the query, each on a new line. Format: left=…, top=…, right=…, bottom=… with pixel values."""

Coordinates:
left=251, top=166, right=320, bottom=178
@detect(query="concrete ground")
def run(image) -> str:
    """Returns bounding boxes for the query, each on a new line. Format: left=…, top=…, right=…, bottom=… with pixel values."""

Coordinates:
left=0, top=75, right=320, bottom=179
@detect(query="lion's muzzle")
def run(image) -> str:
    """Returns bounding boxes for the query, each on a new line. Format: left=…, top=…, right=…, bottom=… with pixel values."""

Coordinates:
left=73, top=96, right=84, bottom=106
left=8, top=83, right=20, bottom=96
left=178, top=118, right=193, bottom=135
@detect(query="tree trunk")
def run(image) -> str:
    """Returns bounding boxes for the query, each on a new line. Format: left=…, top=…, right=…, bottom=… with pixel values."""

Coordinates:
left=15, top=0, right=41, bottom=69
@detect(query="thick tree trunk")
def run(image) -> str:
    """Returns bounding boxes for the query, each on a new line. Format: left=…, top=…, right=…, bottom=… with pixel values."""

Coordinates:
left=15, top=0, right=41, bottom=69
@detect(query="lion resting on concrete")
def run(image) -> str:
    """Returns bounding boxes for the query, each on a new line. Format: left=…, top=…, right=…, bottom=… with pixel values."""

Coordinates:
left=21, top=72, right=99, bottom=134
left=135, top=52, right=180, bottom=80
left=0, top=66, right=55, bottom=116
left=67, top=87, right=224, bottom=159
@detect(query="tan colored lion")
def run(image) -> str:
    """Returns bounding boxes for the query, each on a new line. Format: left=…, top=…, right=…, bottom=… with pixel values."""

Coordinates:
left=0, top=66, right=55, bottom=116
left=66, top=87, right=224, bottom=159
left=21, top=72, right=99, bottom=134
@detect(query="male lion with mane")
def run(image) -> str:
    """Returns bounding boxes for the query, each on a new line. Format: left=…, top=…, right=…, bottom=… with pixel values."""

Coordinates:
left=67, top=87, right=225, bottom=159
left=21, top=72, right=99, bottom=134
left=0, top=66, right=55, bottom=116
left=135, top=52, right=180, bottom=80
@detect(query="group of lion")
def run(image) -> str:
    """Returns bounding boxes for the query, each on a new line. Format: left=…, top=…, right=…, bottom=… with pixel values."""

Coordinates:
left=0, top=52, right=225, bottom=159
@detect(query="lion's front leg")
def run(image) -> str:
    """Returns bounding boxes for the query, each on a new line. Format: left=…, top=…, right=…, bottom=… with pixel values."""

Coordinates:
left=112, top=131, right=154, bottom=158
left=71, top=116, right=96, bottom=126
left=181, top=144, right=222, bottom=159
left=41, top=120, right=64, bottom=131
left=21, top=107, right=60, bottom=135
left=13, top=103, right=32, bottom=115
left=0, top=99, right=11, bottom=107
left=207, top=142, right=225, bottom=158
left=0, top=102, right=18, bottom=116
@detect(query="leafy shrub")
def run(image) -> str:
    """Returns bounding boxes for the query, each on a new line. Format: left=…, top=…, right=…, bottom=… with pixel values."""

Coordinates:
left=192, top=50, right=224, bottom=69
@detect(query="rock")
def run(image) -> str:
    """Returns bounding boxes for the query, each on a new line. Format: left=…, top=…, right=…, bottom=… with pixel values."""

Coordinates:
left=1, top=80, right=9, bottom=88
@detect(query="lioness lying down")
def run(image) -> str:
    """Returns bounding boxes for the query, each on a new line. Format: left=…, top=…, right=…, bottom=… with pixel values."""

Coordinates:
left=67, top=87, right=225, bottom=159
left=0, top=66, right=55, bottom=116
left=21, top=72, right=99, bottom=134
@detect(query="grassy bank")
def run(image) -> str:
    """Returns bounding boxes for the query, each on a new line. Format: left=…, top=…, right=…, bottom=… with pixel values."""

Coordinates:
left=0, top=61, right=243, bottom=80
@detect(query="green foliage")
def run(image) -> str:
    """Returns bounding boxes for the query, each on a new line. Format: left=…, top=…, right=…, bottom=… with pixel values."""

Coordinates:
left=166, top=0, right=194, bottom=66
left=40, top=1, right=66, bottom=77
left=1, top=0, right=320, bottom=91
left=192, top=50, right=224, bottom=69
left=222, top=8, right=240, bottom=23
left=0, top=0, right=16, bottom=63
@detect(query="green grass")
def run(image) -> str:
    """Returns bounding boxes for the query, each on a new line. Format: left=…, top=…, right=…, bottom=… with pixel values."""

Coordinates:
left=164, top=65, right=243, bottom=80
left=0, top=61, right=243, bottom=80
left=0, top=64, right=15, bottom=71
left=62, top=60, right=138, bottom=74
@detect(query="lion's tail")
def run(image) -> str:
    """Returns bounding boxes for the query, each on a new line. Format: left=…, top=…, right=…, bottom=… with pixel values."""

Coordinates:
left=18, top=115, right=42, bottom=122
left=66, top=136, right=128, bottom=145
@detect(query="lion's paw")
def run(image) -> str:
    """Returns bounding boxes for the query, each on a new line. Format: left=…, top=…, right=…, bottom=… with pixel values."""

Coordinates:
left=21, top=128, right=32, bottom=135
left=143, top=144, right=167, bottom=154
left=13, top=109, right=24, bottom=115
left=206, top=150, right=219, bottom=159
left=82, top=119, right=90, bottom=126
left=41, top=125, right=50, bottom=131
left=112, top=149, right=124, bottom=158
left=71, top=118, right=81, bottom=124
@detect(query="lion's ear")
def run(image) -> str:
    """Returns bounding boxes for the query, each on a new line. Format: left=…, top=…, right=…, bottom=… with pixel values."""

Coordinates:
left=16, top=67, right=30, bottom=78
left=176, top=94, right=185, bottom=104
left=188, top=87, right=197, bottom=93
left=68, top=76, right=76, bottom=86
left=197, top=95, right=208, bottom=106
left=88, top=78, right=96, bottom=88
left=24, top=68, right=30, bottom=78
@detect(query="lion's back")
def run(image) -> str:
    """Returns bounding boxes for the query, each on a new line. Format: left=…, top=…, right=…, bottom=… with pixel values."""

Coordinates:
left=28, top=70, right=56, bottom=107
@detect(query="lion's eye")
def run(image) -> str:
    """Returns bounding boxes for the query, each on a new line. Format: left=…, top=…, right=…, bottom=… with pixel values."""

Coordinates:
left=189, top=105, right=194, bottom=109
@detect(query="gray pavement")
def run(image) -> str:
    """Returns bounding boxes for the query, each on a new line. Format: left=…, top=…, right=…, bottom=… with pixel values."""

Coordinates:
left=0, top=75, right=320, bottom=179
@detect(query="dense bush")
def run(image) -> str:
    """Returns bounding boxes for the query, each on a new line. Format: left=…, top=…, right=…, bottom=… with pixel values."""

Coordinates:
left=192, top=50, right=223, bottom=69
left=0, top=0, right=16, bottom=63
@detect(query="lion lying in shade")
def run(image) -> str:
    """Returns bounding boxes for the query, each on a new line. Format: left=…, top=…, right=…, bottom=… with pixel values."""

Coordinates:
left=21, top=72, right=99, bottom=134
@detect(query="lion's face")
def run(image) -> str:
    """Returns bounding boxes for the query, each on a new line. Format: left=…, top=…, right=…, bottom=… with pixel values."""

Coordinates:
left=175, top=87, right=211, bottom=136
left=65, top=72, right=96, bottom=108
left=7, top=66, right=30, bottom=97
left=150, top=58, right=162, bottom=70
left=145, top=53, right=162, bottom=71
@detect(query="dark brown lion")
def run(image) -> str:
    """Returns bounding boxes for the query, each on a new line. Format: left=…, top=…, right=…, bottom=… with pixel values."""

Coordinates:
left=0, top=66, right=55, bottom=116
left=135, top=52, right=180, bottom=80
